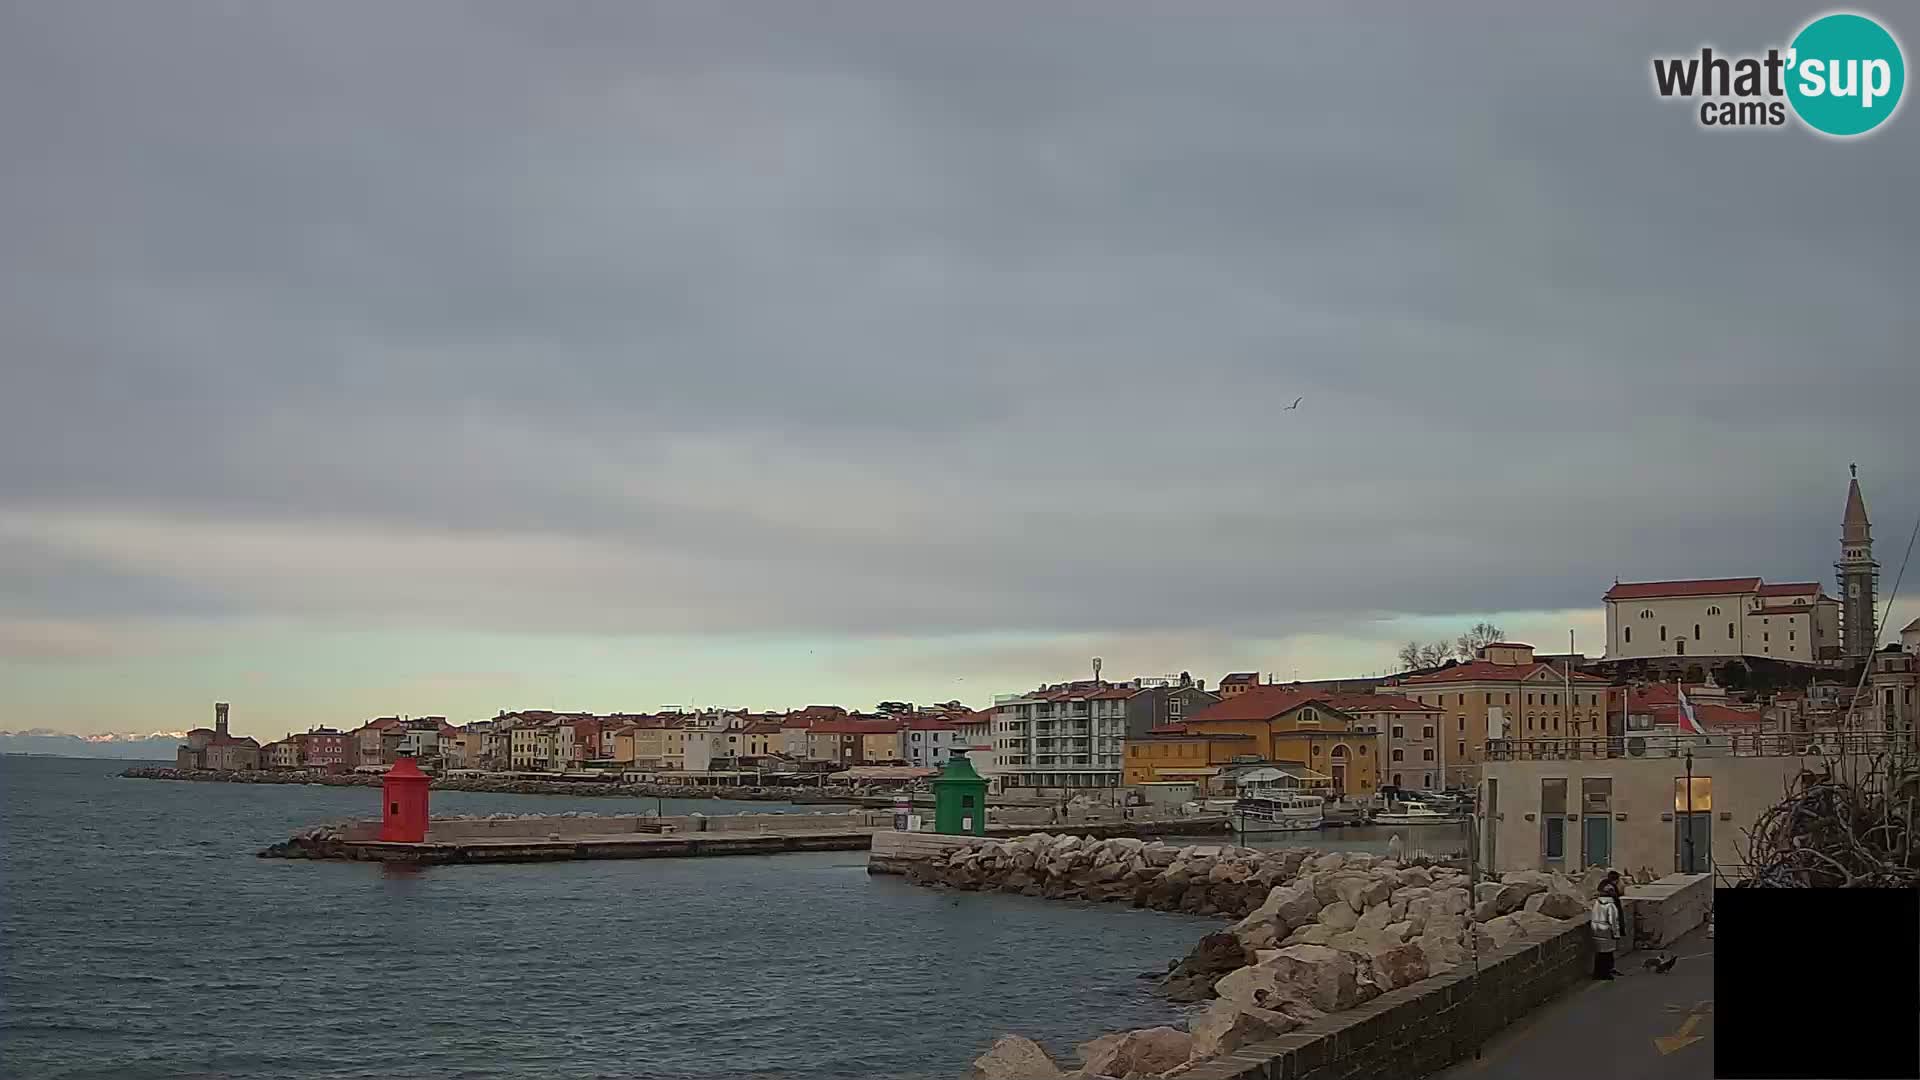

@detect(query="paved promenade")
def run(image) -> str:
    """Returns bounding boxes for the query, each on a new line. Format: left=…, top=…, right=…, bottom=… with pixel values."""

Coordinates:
left=1439, top=925, right=1715, bottom=1080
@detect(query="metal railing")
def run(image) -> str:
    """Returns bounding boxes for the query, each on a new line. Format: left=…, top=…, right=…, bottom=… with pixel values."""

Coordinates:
left=1485, top=731, right=1909, bottom=761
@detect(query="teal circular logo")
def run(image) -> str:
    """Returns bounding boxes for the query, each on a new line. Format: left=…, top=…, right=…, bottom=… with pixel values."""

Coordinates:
left=1786, top=13, right=1905, bottom=136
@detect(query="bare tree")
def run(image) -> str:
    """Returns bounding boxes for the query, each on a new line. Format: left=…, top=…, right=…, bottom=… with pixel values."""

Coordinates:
left=1418, top=641, right=1453, bottom=668
left=1396, top=641, right=1424, bottom=671
left=1455, top=621, right=1507, bottom=661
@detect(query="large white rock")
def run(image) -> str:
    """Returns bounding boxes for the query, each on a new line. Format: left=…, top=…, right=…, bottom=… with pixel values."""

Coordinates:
left=1335, top=873, right=1393, bottom=913
left=1260, top=943, right=1369, bottom=1012
left=1318, top=900, right=1361, bottom=932
left=1395, top=866, right=1434, bottom=889
left=1079, top=1026, right=1193, bottom=1079
left=970, top=1035, right=1063, bottom=1080
left=1416, top=930, right=1468, bottom=975
left=1309, top=851, right=1350, bottom=873
left=1354, top=901, right=1394, bottom=934
left=1187, top=1000, right=1294, bottom=1061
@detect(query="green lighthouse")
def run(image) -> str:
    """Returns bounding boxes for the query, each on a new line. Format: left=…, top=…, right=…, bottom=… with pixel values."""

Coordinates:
left=931, top=752, right=989, bottom=836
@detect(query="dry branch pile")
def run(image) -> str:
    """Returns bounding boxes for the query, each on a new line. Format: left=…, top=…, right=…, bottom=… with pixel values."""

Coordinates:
left=1740, top=752, right=1919, bottom=888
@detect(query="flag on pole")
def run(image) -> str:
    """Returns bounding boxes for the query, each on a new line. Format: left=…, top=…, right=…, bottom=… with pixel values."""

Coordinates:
left=1676, top=686, right=1705, bottom=736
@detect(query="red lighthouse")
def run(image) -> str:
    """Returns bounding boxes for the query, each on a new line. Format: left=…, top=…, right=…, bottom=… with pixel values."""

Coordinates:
left=380, top=756, right=431, bottom=843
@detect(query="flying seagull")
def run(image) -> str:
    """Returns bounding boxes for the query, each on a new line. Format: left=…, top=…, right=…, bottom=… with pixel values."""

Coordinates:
left=1284, top=396, right=1303, bottom=410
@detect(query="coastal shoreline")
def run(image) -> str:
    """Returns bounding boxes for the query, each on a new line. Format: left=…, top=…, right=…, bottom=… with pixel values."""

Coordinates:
left=119, top=765, right=870, bottom=803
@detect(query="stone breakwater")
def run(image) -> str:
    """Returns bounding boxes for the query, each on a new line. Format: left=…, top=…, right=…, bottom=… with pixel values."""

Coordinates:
left=119, top=766, right=877, bottom=803
left=908, top=835, right=1622, bottom=1080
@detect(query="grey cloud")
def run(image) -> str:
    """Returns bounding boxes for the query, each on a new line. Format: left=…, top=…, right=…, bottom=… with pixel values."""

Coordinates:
left=2, top=3, right=1915, bottom=642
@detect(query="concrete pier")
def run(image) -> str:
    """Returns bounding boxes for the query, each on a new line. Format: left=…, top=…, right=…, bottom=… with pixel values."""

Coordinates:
left=262, top=811, right=1231, bottom=865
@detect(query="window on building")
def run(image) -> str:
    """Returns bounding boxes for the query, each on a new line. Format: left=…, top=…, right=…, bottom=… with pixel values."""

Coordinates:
left=1706, top=605, right=1720, bottom=616
left=1422, top=725, right=1435, bottom=738
left=1674, top=777, right=1712, bottom=812
left=1764, top=632, right=1770, bottom=642
left=1640, top=609, right=1653, bottom=619
left=1393, top=772, right=1403, bottom=786
left=1358, top=745, right=1368, bottom=756
left=1728, top=622, right=1735, bottom=638
left=1392, top=748, right=1404, bottom=761
left=1694, top=624, right=1701, bottom=640
left=1392, top=725, right=1405, bottom=738
left=1458, top=716, right=1465, bottom=732
left=1457, top=741, right=1466, bottom=758
left=1625, top=627, right=1632, bottom=643
left=1660, top=626, right=1668, bottom=641
left=1542, top=778, right=1568, bottom=863
left=1790, top=630, right=1795, bottom=641
left=1422, top=748, right=1435, bottom=760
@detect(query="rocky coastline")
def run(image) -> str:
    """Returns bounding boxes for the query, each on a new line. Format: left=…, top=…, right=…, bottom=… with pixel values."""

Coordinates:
left=908, top=834, right=1627, bottom=1079
left=119, top=766, right=874, bottom=803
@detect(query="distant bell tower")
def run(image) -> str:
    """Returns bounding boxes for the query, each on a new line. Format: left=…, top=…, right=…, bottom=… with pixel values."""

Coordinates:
left=215, top=702, right=230, bottom=738
left=1837, top=465, right=1879, bottom=659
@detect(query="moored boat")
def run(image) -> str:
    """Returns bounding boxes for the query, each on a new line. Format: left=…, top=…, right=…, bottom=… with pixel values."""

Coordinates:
left=1371, top=800, right=1467, bottom=826
left=1229, top=791, right=1326, bottom=833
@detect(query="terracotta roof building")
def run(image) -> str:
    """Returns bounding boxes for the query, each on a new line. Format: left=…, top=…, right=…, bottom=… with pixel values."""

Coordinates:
left=1391, top=642, right=1612, bottom=782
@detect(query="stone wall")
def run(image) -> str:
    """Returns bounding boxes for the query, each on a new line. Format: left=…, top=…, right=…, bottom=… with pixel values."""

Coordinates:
left=1177, top=916, right=1594, bottom=1080
left=1620, top=873, right=1711, bottom=950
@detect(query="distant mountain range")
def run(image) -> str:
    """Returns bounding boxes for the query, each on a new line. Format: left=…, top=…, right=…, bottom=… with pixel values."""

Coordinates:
left=0, top=729, right=186, bottom=759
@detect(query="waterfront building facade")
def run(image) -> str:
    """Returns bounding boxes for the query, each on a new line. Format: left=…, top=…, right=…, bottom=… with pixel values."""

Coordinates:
left=991, top=681, right=1133, bottom=792
left=1390, top=643, right=1611, bottom=786
left=1175, top=688, right=1380, bottom=797
left=176, top=703, right=261, bottom=771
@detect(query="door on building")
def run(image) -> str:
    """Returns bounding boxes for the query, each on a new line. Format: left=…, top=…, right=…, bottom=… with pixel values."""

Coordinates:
left=1675, top=813, right=1711, bottom=873
left=1583, top=814, right=1612, bottom=868
left=1675, top=639, right=1685, bottom=656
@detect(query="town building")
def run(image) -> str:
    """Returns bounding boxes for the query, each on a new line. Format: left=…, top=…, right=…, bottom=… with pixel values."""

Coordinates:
left=1480, top=728, right=1899, bottom=877
left=1120, top=675, right=1220, bottom=739
left=1602, top=471, right=1877, bottom=668
left=1864, top=645, right=1919, bottom=746
left=176, top=703, right=261, bottom=771
left=1390, top=643, right=1612, bottom=785
left=740, top=721, right=781, bottom=757
left=262, top=738, right=299, bottom=770
left=990, top=680, right=1133, bottom=793
left=1604, top=577, right=1840, bottom=665
left=1156, top=687, right=1381, bottom=797
left=1318, top=692, right=1447, bottom=792
left=291, top=727, right=350, bottom=770
left=350, top=716, right=405, bottom=767
left=900, top=717, right=964, bottom=768
left=1902, top=616, right=1920, bottom=655
left=1217, top=673, right=1261, bottom=698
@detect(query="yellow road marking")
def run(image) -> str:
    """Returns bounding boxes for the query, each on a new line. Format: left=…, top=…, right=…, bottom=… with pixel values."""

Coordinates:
left=1654, top=1007, right=1709, bottom=1055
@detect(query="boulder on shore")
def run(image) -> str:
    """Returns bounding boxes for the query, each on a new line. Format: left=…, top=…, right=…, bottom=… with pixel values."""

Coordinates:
left=969, top=1035, right=1062, bottom=1080
left=1078, top=1026, right=1192, bottom=1079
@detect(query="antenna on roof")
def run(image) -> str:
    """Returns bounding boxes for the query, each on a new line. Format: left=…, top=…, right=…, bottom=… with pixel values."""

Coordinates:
left=1092, top=657, right=1103, bottom=682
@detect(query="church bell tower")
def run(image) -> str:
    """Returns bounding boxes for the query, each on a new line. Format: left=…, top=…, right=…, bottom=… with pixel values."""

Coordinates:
left=1837, top=465, right=1879, bottom=660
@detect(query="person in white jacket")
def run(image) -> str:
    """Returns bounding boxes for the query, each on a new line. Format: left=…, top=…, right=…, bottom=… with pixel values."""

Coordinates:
left=1590, top=894, right=1621, bottom=980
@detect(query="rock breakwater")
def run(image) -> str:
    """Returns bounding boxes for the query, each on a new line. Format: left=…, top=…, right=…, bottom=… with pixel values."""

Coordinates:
left=922, top=835, right=1622, bottom=1079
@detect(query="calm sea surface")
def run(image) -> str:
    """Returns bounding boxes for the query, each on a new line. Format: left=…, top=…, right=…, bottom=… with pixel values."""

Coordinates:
left=1, top=757, right=1216, bottom=1080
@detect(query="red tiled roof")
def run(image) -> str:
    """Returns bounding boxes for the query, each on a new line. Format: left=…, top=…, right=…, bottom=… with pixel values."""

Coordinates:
left=1219, top=672, right=1260, bottom=685
left=899, top=717, right=963, bottom=731
left=1398, top=660, right=1607, bottom=685
left=1088, top=687, right=1140, bottom=700
left=1482, top=642, right=1533, bottom=650
left=1757, top=582, right=1822, bottom=597
left=1322, top=692, right=1440, bottom=714
left=742, top=722, right=782, bottom=735
left=1136, top=730, right=1256, bottom=741
left=810, top=719, right=904, bottom=735
left=1604, top=577, right=1762, bottom=600
left=1184, top=687, right=1328, bottom=722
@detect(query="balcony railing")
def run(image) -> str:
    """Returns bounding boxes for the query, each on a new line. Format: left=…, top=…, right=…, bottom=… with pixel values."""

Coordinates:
left=1486, top=731, right=1910, bottom=761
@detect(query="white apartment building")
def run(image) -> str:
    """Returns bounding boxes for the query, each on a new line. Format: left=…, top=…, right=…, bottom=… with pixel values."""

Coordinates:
left=991, top=681, right=1132, bottom=793
left=1604, top=577, right=1840, bottom=664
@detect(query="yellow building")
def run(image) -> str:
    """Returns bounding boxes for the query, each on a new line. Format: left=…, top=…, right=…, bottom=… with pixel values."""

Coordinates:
left=1123, top=732, right=1257, bottom=789
left=860, top=729, right=904, bottom=764
left=1164, top=688, right=1381, bottom=797
left=1390, top=642, right=1612, bottom=785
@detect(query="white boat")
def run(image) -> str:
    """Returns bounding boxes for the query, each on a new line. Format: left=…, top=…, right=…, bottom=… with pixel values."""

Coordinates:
left=1372, top=801, right=1467, bottom=826
left=1230, top=792, right=1326, bottom=833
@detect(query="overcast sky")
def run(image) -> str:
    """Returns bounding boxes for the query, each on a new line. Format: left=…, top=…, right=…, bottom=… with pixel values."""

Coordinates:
left=3, top=3, right=1914, bottom=737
